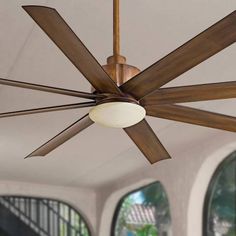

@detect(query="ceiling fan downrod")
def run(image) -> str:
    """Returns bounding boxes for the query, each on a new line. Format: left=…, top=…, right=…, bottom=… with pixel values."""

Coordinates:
left=102, top=0, right=140, bottom=86
left=113, top=0, right=120, bottom=59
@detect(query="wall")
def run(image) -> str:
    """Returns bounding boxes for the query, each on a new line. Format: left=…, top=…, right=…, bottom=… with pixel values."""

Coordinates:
left=97, top=132, right=236, bottom=236
left=187, top=142, right=236, bottom=236
left=0, top=181, right=97, bottom=235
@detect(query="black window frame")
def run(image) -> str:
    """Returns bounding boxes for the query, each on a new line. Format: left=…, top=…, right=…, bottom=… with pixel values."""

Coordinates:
left=203, top=151, right=236, bottom=236
left=111, top=181, right=171, bottom=236
left=0, top=195, right=92, bottom=236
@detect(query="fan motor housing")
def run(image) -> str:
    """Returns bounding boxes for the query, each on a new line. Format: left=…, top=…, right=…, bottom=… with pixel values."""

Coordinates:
left=91, top=55, right=140, bottom=92
left=103, top=55, right=140, bottom=86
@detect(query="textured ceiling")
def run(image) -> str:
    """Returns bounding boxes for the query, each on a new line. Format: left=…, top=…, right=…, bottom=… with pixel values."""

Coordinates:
left=0, top=0, right=235, bottom=188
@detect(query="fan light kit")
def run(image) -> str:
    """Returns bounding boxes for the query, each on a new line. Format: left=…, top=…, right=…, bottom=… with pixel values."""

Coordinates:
left=89, top=102, right=146, bottom=128
left=0, top=0, right=235, bottom=164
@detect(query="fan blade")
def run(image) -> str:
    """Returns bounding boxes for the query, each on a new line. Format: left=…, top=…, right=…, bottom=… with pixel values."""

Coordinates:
left=0, top=102, right=95, bottom=119
left=0, top=78, right=98, bottom=99
left=23, top=6, right=122, bottom=95
left=124, top=119, right=171, bottom=164
left=146, top=104, right=236, bottom=132
left=141, top=81, right=236, bottom=105
left=121, top=11, right=236, bottom=99
left=26, top=114, right=93, bottom=158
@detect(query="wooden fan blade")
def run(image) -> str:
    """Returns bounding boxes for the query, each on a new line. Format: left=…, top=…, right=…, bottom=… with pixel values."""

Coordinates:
left=0, top=78, right=98, bottom=99
left=0, top=102, right=95, bottom=119
left=124, top=119, right=171, bottom=164
left=141, top=81, right=236, bottom=105
left=23, top=6, right=122, bottom=95
left=146, top=104, right=236, bottom=132
left=121, top=11, right=236, bottom=99
left=26, top=114, right=93, bottom=158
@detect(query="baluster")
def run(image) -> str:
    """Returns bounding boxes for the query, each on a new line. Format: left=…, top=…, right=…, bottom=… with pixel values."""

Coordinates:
left=57, top=201, right=60, bottom=236
left=79, top=215, right=82, bottom=235
left=68, top=207, right=71, bottom=236
left=24, top=198, right=27, bottom=217
left=47, top=199, right=50, bottom=235
left=36, top=199, right=40, bottom=230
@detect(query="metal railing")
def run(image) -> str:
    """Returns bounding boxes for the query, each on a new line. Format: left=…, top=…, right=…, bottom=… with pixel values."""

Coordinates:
left=0, top=196, right=90, bottom=236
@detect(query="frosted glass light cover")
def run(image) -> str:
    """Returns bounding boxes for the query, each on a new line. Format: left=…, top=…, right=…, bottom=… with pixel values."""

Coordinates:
left=89, top=102, right=146, bottom=128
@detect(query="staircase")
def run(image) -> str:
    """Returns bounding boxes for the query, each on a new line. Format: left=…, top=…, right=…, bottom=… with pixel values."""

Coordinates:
left=0, top=196, right=90, bottom=236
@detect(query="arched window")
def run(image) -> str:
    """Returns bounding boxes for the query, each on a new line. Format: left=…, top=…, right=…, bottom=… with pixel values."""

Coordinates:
left=0, top=196, right=91, bottom=236
left=203, top=151, right=236, bottom=236
left=112, top=182, right=171, bottom=236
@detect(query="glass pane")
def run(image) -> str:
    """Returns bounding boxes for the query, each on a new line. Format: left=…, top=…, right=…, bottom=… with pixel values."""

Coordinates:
left=204, top=152, right=236, bottom=236
left=114, top=182, right=171, bottom=236
left=0, top=196, right=90, bottom=236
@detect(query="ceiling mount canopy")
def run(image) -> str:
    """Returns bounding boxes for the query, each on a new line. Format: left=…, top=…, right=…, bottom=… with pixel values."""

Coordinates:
left=0, top=2, right=235, bottom=164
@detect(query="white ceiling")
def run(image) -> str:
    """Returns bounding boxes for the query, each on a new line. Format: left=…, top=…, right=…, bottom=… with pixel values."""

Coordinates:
left=0, top=0, right=235, bottom=188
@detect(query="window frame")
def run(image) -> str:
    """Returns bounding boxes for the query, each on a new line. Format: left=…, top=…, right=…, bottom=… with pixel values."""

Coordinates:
left=0, top=195, right=92, bottom=236
left=110, top=181, right=171, bottom=236
left=202, top=151, right=236, bottom=236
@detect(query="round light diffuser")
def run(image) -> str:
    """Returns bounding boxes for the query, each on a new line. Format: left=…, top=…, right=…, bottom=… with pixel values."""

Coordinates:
left=89, top=102, right=146, bottom=128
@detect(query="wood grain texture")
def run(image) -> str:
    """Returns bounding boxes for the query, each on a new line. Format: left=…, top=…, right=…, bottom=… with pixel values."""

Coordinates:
left=23, top=6, right=122, bottom=95
left=25, top=114, right=93, bottom=158
left=121, top=11, right=236, bottom=99
left=141, top=81, right=236, bottom=105
left=0, top=102, right=95, bottom=119
left=124, top=119, right=171, bottom=164
left=113, top=0, right=120, bottom=56
left=146, top=104, right=236, bottom=132
left=103, top=63, right=140, bottom=86
left=0, top=78, right=98, bottom=99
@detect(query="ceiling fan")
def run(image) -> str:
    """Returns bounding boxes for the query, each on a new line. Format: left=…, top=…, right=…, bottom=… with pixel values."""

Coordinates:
left=1, top=1, right=235, bottom=164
